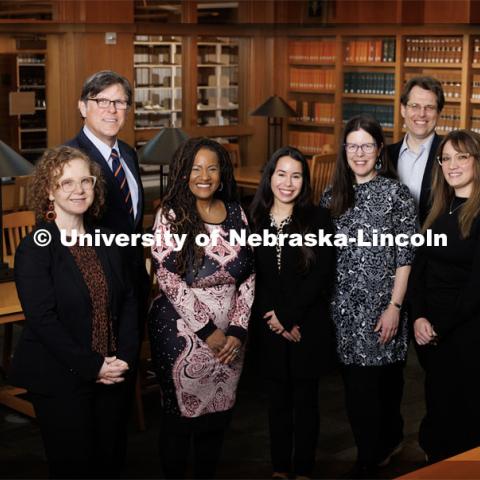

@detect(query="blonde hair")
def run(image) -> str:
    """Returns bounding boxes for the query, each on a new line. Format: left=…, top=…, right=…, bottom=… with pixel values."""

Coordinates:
left=422, top=130, right=480, bottom=238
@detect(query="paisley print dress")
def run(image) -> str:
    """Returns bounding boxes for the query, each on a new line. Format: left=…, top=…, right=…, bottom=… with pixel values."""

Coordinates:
left=321, top=175, right=416, bottom=366
left=148, top=202, right=255, bottom=418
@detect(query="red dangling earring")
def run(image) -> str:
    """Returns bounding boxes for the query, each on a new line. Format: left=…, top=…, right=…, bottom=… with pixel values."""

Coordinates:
left=45, top=200, right=56, bottom=222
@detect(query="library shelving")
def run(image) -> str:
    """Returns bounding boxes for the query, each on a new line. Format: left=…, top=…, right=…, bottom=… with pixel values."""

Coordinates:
left=287, top=37, right=337, bottom=154
left=341, top=37, right=396, bottom=136
left=17, top=53, right=47, bottom=162
left=403, top=35, right=465, bottom=134
left=133, top=35, right=182, bottom=130
left=197, top=37, right=239, bottom=127
left=281, top=30, right=480, bottom=155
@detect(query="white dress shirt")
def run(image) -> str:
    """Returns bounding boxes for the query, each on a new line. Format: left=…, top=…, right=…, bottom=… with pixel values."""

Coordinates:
left=396, top=132, right=435, bottom=207
left=83, top=126, right=139, bottom=219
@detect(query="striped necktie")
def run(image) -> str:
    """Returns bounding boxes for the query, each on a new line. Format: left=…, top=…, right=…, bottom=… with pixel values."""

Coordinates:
left=110, top=148, right=134, bottom=219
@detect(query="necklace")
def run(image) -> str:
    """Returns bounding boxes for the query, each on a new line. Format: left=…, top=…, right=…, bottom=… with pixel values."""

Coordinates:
left=449, top=199, right=463, bottom=215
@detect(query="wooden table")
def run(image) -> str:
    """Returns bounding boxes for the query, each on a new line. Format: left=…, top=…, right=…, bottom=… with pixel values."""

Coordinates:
left=234, top=166, right=262, bottom=190
left=0, top=281, right=34, bottom=417
left=397, top=446, right=480, bottom=479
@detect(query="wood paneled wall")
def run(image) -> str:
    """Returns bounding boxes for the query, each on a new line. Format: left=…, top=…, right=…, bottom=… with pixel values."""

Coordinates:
left=46, top=31, right=134, bottom=147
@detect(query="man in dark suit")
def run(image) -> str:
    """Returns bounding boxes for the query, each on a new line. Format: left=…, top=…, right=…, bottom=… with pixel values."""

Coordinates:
left=66, top=70, right=149, bottom=317
left=388, top=76, right=445, bottom=226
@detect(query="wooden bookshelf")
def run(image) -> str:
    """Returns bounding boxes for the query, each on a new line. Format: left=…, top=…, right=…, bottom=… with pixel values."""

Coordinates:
left=17, top=53, right=47, bottom=162
left=282, top=30, right=480, bottom=153
left=133, top=35, right=182, bottom=130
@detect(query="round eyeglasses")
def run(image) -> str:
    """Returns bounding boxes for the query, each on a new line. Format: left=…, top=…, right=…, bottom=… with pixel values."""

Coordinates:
left=344, top=143, right=377, bottom=154
left=58, top=176, right=97, bottom=193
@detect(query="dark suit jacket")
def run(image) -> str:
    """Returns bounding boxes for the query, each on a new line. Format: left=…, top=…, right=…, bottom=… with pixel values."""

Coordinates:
left=9, top=221, right=139, bottom=395
left=388, top=133, right=442, bottom=226
left=66, top=129, right=149, bottom=318
left=253, top=207, right=336, bottom=379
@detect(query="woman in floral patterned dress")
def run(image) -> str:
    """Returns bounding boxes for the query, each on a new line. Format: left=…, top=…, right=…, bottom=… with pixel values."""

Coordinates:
left=320, top=115, right=417, bottom=477
left=148, top=138, right=255, bottom=479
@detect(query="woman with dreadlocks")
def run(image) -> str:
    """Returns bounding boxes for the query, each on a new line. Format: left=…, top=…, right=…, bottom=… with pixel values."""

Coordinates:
left=148, top=137, right=255, bottom=479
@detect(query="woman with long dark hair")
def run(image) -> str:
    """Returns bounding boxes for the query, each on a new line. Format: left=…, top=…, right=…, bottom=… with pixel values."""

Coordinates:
left=410, top=130, right=480, bottom=462
left=148, top=137, right=255, bottom=479
left=320, top=115, right=417, bottom=477
left=250, top=146, right=335, bottom=479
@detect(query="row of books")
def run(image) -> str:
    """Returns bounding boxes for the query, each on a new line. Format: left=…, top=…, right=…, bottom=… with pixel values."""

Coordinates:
left=470, top=108, right=480, bottom=133
left=472, top=74, right=480, bottom=100
left=288, top=40, right=336, bottom=64
left=288, top=100, right=335, bottom=124
left=289, top=68, right=336, bottom=91
left=342, top=103, right=394, bottom=128
left=473, top=38, right=480, bottom=64
left=436, top=106, right=461, bottom=133
left=344, top=39, right=395, bottom=64
left=404, top=37, right=462, bottom=64
left=288, top=131, right=336, bottom=155
left=404, top=70, right=461, bottom=99
left=344, top=72, right=395, bottom=96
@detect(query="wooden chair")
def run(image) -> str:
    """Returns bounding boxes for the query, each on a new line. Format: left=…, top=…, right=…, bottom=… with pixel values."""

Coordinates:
left=223, top=143, right=241, bottom=168
left=2, top=210, right=36, bottom=268
left=309, top=153, right=336, bottom=205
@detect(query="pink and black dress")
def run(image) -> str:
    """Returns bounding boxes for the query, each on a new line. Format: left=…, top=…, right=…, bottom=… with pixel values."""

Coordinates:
left=148, top=201, right=255, bottom=420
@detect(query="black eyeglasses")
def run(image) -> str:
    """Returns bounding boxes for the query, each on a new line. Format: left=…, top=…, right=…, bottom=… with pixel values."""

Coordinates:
left=344, top=143, right=377, bottom=154
left=88, top=98, right=129, bottom=110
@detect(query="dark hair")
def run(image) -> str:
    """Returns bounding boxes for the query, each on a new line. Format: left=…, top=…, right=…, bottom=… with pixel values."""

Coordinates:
left=249, top=146, right=316, bottom=271
left=400, top=76, right=445, bottom=113
left=161, top=137, right=237, bottom=276
left=79, top=70, right=132, bottom=105
left=423, top=130, right=480, bottom=238
left=29, top=146, right=105, bottom=222
left=329, top=114, right=396, bottom=217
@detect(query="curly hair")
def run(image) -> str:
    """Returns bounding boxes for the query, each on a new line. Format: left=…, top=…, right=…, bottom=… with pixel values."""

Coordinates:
left=29, top=146, right=105, bottom=223
left=160, top=137, right=238, bottom=276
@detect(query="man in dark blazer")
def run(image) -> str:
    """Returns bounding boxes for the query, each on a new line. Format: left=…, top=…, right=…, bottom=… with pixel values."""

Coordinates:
left=66, top=70, right=149, bottom=321
left=388, top=76, right=445, bottom=226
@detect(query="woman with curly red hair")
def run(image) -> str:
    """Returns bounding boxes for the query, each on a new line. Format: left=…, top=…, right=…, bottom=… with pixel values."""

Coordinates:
left=10, top=145, right=138, bottom=478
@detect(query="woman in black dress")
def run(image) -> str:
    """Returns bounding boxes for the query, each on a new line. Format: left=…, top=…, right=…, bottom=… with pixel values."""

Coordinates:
left=250, top=146, right=335, bottom=479
left=410, top=129, right=480, bottom=462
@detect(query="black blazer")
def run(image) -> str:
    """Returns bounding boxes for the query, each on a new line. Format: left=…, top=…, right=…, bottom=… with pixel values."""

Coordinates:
left=66, top=129, right=144, bottom=235
left=388, top=133, right=442, bottom=226
left=253, top=207, right=336, bottom=379
left=9, top=221, right=138, bottom=395
left=66, top=130, right=149, bottom=311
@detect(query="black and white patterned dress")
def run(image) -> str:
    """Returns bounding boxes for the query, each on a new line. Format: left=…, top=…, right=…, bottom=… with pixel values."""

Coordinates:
left=320, top=175, right=417, bottom=366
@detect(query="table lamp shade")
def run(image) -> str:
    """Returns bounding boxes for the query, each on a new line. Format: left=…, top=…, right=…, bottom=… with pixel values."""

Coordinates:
left=250, top=95, right=296, bottom=118
left=0, top=140, right=33, bottom=177
left=138, top=128, right=189, bottom=166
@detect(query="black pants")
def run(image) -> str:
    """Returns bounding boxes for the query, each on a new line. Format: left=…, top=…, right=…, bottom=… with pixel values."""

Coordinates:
left=342, top=362, right=404, bottom=467
left=419, top=341, right=480, bottom=462
left=266, top=378, right=319, bottom=476
left=159, top=411, right=231, bottom=479
left=31, top=382, right=130, bottom=479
